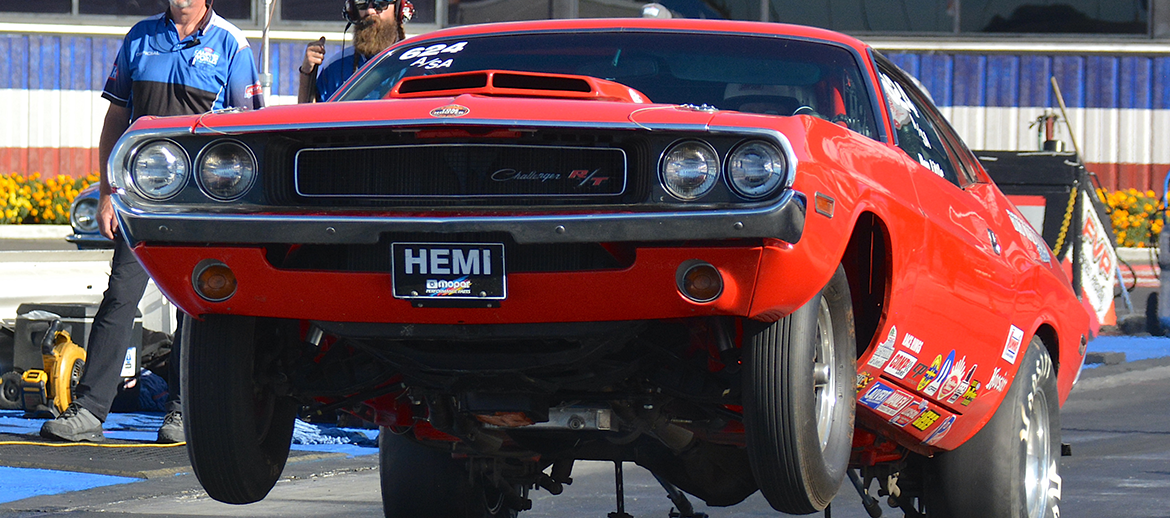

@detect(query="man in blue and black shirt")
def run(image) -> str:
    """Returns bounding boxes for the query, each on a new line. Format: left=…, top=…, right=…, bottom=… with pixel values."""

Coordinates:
left=297, top=0, right=413, bottom=103
left=41, top=0, right=263, bottom=445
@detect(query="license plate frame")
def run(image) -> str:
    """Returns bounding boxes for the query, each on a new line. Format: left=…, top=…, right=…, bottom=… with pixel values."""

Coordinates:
left=391, top=242, right=506, bottom=302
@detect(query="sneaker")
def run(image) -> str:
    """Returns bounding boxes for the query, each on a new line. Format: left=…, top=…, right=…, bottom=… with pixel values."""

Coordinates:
left=40, top=403, right=104, bottom=442
left=157, top=410, right=184, bottom=444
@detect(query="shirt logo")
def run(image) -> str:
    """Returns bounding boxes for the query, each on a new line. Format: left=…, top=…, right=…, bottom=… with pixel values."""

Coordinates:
left=192, top=47, right=219, bottom=67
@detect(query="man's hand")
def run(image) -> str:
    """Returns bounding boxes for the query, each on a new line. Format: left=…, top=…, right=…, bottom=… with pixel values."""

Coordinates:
left=97, top=191, right=118, bottom=240
left=301, top=37, right=326, bottom=75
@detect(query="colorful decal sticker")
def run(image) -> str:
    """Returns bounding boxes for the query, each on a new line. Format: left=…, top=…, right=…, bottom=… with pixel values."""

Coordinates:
left=1007, top=210, right=1052, bottom=263
left=1002, top=325, right=1024, bottom=365
left=875, top=389, right=915, bottom=417
left=938, top=357, right=967, bottom=400
left=917, top=355, right=943, bottom=391
left=884, top=350, right=917, bottom=379
left=946, top=364, right=978, bottom=404
left=910, top=362, right=929, bottom=380
left=860, top=382, right=896, bottom=409
left=867, top=326, right=897, bottom=368
left=923, top=351, right=956, bottom=397
left=856, top=371, right=875, bottom=392
left=1078, top=191, right=1119, bottom=322
left=890, top=398, right=928, bottom=428
left=901, top=332, right=924, bottom=353
left=911, top=409, right=941, bottom=431
left=924, top=415, right=956, bottom=445
left=959, top=380, right=981, bottom=406
left=988, top=367, right=1008, bottom=392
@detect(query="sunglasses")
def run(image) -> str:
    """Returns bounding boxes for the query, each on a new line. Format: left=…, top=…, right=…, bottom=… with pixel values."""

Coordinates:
left=352, top=0, right=395, bottom=12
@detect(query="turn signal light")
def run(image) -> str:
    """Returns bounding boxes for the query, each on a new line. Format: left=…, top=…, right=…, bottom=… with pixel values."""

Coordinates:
left=677, top=260, right=723, bottom=303
left=193, top=260, right=237, bottom=302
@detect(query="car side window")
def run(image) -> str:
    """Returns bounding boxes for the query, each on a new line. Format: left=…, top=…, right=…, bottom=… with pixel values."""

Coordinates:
left=877, top=68, right=961, bottom=187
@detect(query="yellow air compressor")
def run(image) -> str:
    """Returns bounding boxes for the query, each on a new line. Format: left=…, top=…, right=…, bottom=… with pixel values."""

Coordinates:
left=20, top=321, right=86, bottom=417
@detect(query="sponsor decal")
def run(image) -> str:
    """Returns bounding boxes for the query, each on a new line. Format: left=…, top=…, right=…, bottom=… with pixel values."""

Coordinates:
left=876, top=389, right=914, bottom=417
left=860, top=382, right=896, bottom=409
left=884, top=350, right=917, bottom=379
left=911, top=409, right=941, bottom=431
left=1079, top=189, right=1119, bottom=321
left=959, top=380, right=981, bottom=406
left=245, top=83, right=262, bottom=98
left=1002, top=325, right=1024, bottom=364
left=924, top=415, right=956, bottom=445
left=890, top=398, right=928, bottom=427
left=923, top=351, right=956, bottom=397
left=856, top=371, right=875, bottom=392
left=430, top=104, right=470, bottom=118
left=192, top=47, right=219, bottom=66
left=917, top=355, right=943, bottom=391
left=910, top=362, right=929, bottom=379
left=901, top=332, right=924, bottom=353
left=946, top=364, right=977, bottom=404
left=988, top=367, right=1008, bottom=391
left=867, top=325, right=897, bottom=368
left=938, top=357, right=967, bottom=400
left=1007, top=210, right=1051, bottom=263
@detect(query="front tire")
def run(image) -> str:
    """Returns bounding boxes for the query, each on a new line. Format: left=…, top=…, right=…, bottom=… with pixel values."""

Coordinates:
left=927, top=337, right=1061, bottom=518
left=742, top=264, right=857, bottom=514
left=183, top=315, right=299, bottom=504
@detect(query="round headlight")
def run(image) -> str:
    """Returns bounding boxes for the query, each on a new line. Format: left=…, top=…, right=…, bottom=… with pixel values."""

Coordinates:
left=661, top=140, right=719, bottom=201
left=727, top=140, right=786, bottom=199
left=70, top=196, right=99, bottom=233
left=198, top=140, right=257, bottom=201
left=130, top=140, right=189, bottom=200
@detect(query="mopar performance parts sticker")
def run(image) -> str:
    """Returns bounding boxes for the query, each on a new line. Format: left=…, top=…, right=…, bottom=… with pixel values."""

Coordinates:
left=867, top=326, right=897, bottom=368
left=392, top=242, right=506, bottom=301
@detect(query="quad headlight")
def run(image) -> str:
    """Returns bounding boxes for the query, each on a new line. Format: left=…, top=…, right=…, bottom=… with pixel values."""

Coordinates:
left=198, top=140, right=257, bottom=201
left=727, top=140, right=786, bottom=199
left=129, top=140, right=189, bottom=200
left=660, top=140, right=720, bottom=200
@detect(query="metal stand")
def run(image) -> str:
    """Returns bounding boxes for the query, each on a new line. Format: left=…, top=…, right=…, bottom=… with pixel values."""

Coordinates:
left=847, top=469, right=882, bottom=518
left=608, top=461, right=634, bottom=518
left=651, top=473, right=707, bottom=518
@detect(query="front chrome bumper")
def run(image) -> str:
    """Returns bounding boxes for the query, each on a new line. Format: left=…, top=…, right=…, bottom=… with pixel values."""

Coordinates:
left=115, top=190, right=805, bottom=246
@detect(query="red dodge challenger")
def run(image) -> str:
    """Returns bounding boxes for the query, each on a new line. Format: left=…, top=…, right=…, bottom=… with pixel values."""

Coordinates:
left=109, top=18, right=1090, bottom=518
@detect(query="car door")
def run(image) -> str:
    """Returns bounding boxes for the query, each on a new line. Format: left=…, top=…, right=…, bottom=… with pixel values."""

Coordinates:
left=875, top=60, right=1017, bottom=410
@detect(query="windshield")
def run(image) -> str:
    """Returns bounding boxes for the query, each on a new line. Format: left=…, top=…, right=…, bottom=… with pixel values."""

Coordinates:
left=339, top=31, right=878, bottom=139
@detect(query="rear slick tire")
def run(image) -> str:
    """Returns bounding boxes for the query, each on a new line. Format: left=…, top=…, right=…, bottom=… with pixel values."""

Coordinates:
left=183, top=315, right=299, bottom=504
left=927, top=337, right=1061, bottom=518
left=742, top=265, right=857, bottom=514
left=380, top=430, right=519, bottom=518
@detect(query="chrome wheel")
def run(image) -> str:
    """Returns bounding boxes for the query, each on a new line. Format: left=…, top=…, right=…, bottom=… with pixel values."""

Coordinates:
left=1025, top=386, right=1052, bottom=518
left=813, top=296, right=837, bottom=450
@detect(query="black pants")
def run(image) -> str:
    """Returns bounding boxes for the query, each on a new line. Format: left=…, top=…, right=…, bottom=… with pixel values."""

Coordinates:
left=72, top=235, right=182, bottom=421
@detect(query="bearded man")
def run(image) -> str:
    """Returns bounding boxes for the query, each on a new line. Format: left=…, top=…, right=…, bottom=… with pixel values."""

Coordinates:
left=297, top=0, right=413, bottom=103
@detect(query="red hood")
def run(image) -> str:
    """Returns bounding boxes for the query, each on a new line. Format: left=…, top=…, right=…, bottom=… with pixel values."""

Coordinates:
left=127, top=94, right=748, bottom=134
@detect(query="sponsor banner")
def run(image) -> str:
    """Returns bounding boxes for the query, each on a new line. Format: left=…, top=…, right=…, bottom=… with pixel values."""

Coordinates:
left=1079, top=190, right=1118, bottom=322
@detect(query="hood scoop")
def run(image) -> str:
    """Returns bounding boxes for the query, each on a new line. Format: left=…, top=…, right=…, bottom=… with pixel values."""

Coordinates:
left=389, top=70, right=650, bottom=104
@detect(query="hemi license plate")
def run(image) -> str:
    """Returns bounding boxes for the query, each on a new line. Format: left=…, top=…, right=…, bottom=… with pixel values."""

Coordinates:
left=391, top=242, right=506, bottom=305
